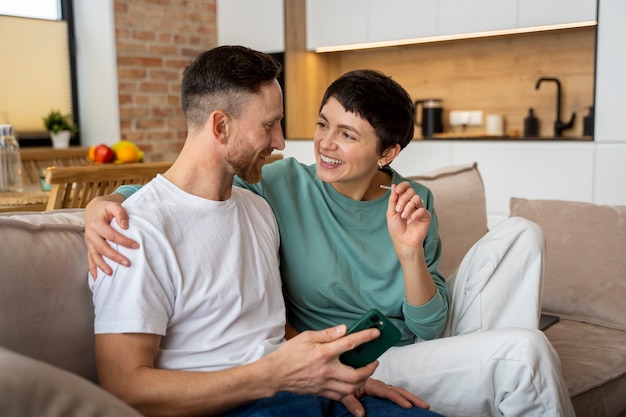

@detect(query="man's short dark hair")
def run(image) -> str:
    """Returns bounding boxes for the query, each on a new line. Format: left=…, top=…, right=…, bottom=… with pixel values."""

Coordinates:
left=182, top=46, right=282, bottom=129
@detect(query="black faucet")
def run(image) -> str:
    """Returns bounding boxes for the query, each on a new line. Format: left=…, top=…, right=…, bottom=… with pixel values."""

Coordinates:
left=535, top=77, right=576, bottom=137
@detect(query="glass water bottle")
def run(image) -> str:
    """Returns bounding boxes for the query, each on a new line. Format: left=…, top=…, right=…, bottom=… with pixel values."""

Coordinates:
left=0, top=124, right=23, bottom=192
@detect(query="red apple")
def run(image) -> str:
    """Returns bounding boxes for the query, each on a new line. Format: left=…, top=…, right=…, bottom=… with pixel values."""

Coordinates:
left=93, top=144, right=116, bottom=163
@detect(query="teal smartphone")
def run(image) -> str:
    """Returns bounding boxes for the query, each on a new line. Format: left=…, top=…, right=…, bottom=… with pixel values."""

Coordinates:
left=339, top=309, right=401, bottom=368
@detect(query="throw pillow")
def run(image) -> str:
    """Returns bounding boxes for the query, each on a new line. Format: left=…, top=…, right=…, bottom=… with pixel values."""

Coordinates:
left=510, top=197, right=626, bottom=331
left=409, top=162, right=488, bottom=278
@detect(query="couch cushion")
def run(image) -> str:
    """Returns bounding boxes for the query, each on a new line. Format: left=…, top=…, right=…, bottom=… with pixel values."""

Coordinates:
left=510, top=198, right=626, bottom=331
left=0, top=346, right=142, bottom=417
left=0, top=209, right=95, bottom=381
left=544, top=319, right=626, bottom=414
left=409, top=162, right=488, bottom=278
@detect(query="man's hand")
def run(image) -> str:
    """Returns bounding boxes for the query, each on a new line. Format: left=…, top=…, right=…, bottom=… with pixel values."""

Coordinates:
left=94, top=327, right=396, bottom=417
left=265, top=325, right=380, bottom=401
left=341, top=378, right=431, bottom=417
left=85, top=194, right=137, bottom=278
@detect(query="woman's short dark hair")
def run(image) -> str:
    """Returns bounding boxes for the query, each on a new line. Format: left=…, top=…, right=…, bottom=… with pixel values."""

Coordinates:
left=319, top=70, right=415, bottom=154
left=181, top=46, right=282, bottom=129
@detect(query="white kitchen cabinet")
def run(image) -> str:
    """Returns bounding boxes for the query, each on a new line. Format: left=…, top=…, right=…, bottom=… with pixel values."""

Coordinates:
left=306, top=0, right=597, bottom=50
left=518, top=0, right=597, bottom=27
left=367, top=0, right=436, bottom=43
left=307, top=0, right=435, bottom=49
left=437, top=0, right=517, bottom=36
left=217, top=0, right=284, bottom=53
left=306, top=0, right=368, bottom=51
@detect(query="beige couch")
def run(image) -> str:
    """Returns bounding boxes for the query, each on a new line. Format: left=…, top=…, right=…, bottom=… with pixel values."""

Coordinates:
left=412, top=163, right=626, bottom=417
left=0, top=162, right=624, bottom=416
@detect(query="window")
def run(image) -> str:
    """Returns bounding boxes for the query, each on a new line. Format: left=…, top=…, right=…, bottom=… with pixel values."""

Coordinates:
left=0, top=0, right=79, bottom=146
left=0, top=0, right=62, bottom=20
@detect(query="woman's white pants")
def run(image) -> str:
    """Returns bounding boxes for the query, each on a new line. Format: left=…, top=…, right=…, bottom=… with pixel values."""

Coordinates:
left=373, top=217, right=575, bottom=417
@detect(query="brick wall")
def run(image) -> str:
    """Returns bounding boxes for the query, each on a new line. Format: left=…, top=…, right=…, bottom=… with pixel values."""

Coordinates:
left=113, top=0, right=217, bottom=162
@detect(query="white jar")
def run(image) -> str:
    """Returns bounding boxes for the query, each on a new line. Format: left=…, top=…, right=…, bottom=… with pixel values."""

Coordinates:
left=486, top=114, right=505, bottom=136
left=0, top=124, right=23, bottom=192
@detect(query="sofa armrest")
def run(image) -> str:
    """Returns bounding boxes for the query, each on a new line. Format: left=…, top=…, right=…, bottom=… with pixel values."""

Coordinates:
left=0, top=210, right=96, bottom=381
left=0, top=347, right=142, bottom=417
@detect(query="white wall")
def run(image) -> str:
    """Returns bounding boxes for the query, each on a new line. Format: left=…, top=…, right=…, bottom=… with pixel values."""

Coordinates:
left=73, top=0, right=120, bottom=147
left=593, top=0, right=626, bottom=206
left=595, top=0, right=626, bottom=144
left=282, top=140, right=315, bottom=165
left=389, top=141, right=598, bottom=228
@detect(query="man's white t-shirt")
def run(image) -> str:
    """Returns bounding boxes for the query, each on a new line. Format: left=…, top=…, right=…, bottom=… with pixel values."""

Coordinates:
left=90, top=175, right=285, bottom=371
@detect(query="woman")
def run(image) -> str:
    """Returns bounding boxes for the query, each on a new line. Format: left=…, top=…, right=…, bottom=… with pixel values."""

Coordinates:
left=85, top=70, right=574, bottom=417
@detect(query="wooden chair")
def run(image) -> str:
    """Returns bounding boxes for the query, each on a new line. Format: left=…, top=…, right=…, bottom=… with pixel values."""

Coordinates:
left=44, top=161, right=172, bottom=210
left=21, top=147, right=91, bottom=186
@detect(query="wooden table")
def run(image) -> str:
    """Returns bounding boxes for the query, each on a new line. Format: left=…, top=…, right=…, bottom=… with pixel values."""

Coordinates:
left=0, top=146, right=89, bottom=212
left=0, top=190, right=49, bottom=213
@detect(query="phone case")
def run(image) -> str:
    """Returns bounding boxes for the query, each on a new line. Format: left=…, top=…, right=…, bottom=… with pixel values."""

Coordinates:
left=339, top=309, right=401, bottom=368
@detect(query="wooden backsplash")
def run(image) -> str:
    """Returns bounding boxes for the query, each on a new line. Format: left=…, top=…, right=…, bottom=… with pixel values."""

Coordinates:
left=285, top=22, right=595, bottom=140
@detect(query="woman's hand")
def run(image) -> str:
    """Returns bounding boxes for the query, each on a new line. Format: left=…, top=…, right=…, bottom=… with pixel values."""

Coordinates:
left=384, top=182, right=437, bottom=307
left=341, top=377, right=431, bottom=417
left=85, top=194, right=136, bottom=278
left=385, top=182, right=431, bottom=255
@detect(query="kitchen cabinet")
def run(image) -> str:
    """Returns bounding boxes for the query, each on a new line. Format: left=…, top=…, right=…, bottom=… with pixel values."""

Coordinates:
left=306, top=0, right=597, bottom=51
left=518, top=0, right=597, bottom=27
left=217, top=0, right=597, bottom=52
left=437, top=0, right=517, bottom=36
left=305, top=0, right=367, bottom=50
left=307, top=0, right=437, bottom=46
left=441, top=0, right=597, bottom=35
left=217, top=0, right=284, bottom=53
left=367, top=0, right=436, bottom=43
left=307, top=0, right=431, bottom=50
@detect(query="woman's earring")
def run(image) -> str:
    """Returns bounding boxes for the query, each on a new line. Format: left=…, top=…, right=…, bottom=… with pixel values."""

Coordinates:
left=378, top=162, right=383, bottom=170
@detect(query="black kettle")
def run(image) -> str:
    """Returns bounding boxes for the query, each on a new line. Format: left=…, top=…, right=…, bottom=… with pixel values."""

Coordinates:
left=414, top=99, right=444, bottom=137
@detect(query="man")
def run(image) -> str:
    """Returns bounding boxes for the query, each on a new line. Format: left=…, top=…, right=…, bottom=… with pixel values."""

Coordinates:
left=89, top=46, right=439, bottom=417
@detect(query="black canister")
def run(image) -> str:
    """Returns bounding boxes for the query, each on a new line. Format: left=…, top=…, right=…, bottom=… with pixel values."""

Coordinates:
left=414, top=99, right=444, bottom=138
left=524, top=108, right=539, bottom=137
left=583, top=106, right=594, bottom=136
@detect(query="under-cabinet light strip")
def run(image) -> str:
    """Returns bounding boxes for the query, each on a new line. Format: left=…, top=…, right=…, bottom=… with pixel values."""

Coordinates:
left=314, top=20, right=597, bottom=53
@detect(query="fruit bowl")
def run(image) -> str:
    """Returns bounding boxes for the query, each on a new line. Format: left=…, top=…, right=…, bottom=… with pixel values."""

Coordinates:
left=88, top=141, right=144, bottom=164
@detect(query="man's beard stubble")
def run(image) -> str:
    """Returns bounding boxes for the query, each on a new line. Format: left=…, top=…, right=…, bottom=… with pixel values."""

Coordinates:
left=225, top=145, right=264, bottom=184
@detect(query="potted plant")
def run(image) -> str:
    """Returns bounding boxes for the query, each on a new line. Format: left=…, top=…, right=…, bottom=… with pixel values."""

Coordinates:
left=42, top=110, right=78, bottom=148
